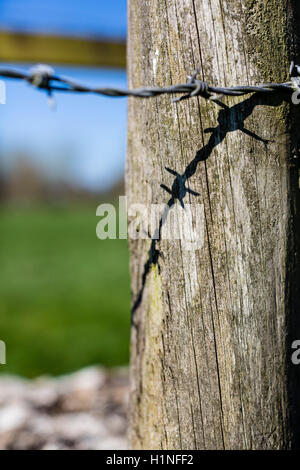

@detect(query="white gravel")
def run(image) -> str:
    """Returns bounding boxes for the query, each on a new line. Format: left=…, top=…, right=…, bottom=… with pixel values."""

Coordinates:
left=0, top=366, right=128, bottom=450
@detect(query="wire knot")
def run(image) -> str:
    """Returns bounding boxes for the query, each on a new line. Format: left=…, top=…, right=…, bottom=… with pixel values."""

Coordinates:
left=188, top=68, right=209, bottom=97
left=27, top=64, right=56, bottom=109
left=28, top=64, right=55, bottom=90
left=173, top=68, right=209, bottom=102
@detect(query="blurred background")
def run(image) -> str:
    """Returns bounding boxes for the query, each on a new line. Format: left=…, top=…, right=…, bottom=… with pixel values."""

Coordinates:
left=0, top=0, right=130, bottom=449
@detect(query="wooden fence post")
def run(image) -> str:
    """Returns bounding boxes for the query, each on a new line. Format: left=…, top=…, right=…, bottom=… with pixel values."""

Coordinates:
left=126, top=0, right=300, bottom=449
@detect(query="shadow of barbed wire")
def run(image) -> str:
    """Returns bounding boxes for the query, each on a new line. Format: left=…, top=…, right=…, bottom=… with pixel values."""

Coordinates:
left=131, top=89, right=300, bottom=447
left=131, top=91, right=287, bottom=319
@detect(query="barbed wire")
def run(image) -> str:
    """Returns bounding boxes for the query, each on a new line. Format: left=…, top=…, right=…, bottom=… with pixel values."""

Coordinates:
left=0, top=62, right=299, bottom=105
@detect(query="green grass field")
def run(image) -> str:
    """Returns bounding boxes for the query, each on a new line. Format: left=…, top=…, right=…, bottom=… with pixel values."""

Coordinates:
left=0, top=205, right=131, bottom=378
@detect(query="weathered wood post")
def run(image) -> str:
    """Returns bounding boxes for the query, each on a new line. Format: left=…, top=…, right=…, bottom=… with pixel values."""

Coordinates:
left=126, top=0, right=300, bottom=449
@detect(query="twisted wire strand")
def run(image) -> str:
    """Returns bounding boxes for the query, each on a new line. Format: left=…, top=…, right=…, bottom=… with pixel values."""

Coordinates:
left=0, top=63, right=298, bottom=103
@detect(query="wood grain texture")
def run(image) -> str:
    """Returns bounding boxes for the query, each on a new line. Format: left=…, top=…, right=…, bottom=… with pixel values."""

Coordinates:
left=126, top=0, right=300, bottom=449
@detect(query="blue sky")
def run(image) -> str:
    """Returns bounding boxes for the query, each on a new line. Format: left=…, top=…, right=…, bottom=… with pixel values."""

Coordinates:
left=0, top=1, right=127, bottom=192
left=0, top=0, right=127, bottom=38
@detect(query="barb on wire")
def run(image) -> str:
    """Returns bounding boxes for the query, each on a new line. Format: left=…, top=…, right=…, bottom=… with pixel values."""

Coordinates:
left=0, top=62, right=298, bottom=107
